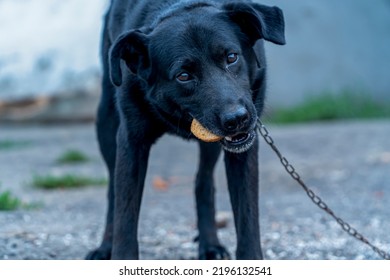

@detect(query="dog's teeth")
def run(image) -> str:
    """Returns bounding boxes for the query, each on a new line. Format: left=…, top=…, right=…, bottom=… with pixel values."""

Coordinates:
left=225, top=136, right=233, bottom=142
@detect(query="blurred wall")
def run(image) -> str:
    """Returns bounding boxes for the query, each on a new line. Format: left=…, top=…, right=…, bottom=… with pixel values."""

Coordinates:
left=1, top=0, right=389, bottom=109
left=0, top=0, right=108, bottom=101
left=262, top=0, right=390, bottom=107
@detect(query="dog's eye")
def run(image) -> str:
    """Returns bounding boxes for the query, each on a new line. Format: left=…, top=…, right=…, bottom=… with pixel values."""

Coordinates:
left=227, top=53, right=238, bottom=64
left=176, top=72, right=191, bottom=82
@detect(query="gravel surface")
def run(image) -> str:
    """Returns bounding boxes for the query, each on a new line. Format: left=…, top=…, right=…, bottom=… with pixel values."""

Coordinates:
left=0, top=120, right=389, bottom=260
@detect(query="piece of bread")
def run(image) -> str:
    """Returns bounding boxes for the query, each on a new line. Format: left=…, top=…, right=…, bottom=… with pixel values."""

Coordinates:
left=190, top=119, right=223, bottom=142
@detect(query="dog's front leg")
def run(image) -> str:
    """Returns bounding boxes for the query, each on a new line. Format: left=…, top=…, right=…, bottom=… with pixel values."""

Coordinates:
left=195, top=142, right=230, bottom=260
left=111, top=124, right=151, bottom=260
left=224, top=138, right=263, bottom=260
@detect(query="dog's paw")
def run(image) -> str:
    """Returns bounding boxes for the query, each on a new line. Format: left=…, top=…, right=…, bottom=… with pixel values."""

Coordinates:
left=199, top=245, right=231, bottom=260
left=85, top=247, right=111, bottom=260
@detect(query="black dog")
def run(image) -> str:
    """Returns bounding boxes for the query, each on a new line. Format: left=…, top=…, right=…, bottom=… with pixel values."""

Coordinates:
left=87, top=0, right=285, bottom=260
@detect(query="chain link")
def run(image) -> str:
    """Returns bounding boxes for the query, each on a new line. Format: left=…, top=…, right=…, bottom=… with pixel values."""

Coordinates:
left=257, top=119, right=390, bottom=260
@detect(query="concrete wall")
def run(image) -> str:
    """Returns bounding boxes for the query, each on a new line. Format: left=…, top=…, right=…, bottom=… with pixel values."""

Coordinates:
left=1, top=0, right=389, bottom=109
left=0, top=0, right=107, bottom=101
left=262, top=0, right=390, bottom=107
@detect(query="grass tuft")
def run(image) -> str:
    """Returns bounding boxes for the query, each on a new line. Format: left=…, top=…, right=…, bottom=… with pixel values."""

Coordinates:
left=0, top=190, right=22, bottom=211
left=57, top=149, right=90, bottom=164
left=32, top=174, right=107, bottom=190
left=270, top=90, right=390, bottom=124
left=0, top=140, right=32, bottom=150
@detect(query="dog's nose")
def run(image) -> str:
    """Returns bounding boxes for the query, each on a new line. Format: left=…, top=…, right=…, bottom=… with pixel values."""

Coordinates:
left=221, top=107, right=250, bottom=132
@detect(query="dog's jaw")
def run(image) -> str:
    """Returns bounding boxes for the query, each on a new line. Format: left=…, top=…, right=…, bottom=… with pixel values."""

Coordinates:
left=221, top=129, right=256, bottom=153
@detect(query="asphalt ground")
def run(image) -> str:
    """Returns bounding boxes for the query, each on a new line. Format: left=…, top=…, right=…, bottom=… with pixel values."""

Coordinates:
left=0, top=120, right=389, bottom=260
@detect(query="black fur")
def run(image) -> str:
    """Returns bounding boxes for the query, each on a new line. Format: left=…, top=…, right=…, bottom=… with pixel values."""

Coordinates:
left=87, top=0, right=285, bottom=260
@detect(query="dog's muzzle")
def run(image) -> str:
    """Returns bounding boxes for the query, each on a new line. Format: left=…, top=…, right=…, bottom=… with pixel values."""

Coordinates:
left=190, top=116, right=256, bottom=153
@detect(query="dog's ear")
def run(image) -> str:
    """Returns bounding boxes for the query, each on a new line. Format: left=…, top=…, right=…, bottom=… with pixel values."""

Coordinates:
left=222, top=2, right=285, bottom=46
left=109, top=30, right=150, bottom=86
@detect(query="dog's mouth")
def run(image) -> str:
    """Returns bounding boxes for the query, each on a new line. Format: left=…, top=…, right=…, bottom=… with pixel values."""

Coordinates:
left=221, top=130, right=256, bottom=153
left=190, top=117, right=256, bottom=153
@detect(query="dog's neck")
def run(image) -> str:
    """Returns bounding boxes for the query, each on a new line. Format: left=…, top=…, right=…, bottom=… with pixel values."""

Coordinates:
left=151, top=103, right=193, bottom=138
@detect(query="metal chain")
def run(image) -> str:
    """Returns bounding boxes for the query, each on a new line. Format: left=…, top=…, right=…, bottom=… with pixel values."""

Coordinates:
left=257, top=119, right=390, bottom=260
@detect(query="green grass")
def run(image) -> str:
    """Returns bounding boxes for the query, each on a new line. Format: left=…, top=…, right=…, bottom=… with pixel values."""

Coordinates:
left=0, top=190, right=22, bottom=211
left=56, top=149, right=90, bottom=164
left=32, top=174, right=107, bottom=190
left=0, top=140, right=32, bottom=150
left=270, top=90, right=390, bottom=124
left=0, top=190, right=42, bottom=211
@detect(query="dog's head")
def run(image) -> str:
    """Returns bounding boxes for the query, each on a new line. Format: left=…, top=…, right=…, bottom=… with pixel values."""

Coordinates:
left=109, top=1, right=285, bottom=153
